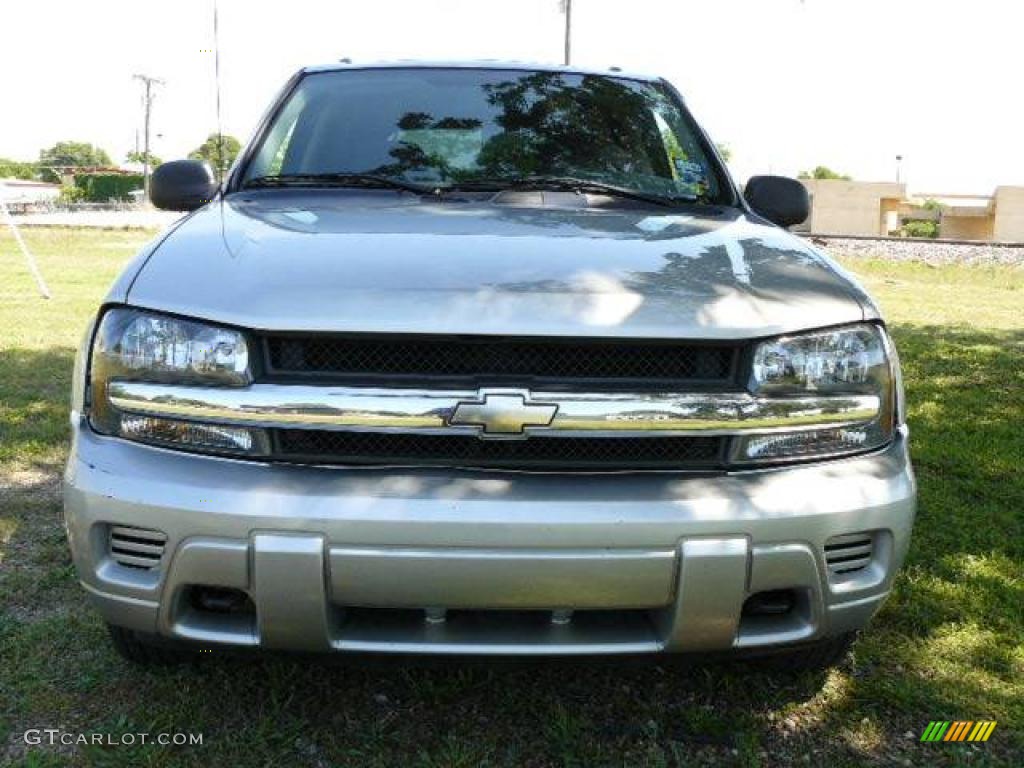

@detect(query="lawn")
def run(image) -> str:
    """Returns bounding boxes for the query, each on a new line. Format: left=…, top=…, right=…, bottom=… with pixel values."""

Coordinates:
left=1, top=227, right=1021, bottom=767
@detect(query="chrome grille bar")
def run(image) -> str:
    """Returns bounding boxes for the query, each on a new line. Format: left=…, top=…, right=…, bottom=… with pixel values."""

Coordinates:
left=107, top=381, right=880, bottom=437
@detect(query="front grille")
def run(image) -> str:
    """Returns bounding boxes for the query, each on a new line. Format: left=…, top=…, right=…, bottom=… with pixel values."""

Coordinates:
left=262, top=334, right=738, bottom=388
left=824, top=533, right=875, bottom=576
left=274, top=429, right=725, bottom=471
left=261, top=332, right=739, bottom=470
left=108, top=526, right=166, bottom=570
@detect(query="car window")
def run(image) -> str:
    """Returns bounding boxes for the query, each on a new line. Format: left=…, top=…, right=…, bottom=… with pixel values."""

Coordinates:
left=249, top=89, right=306, bottom=177
left=242, top=68, right=729, bottom=203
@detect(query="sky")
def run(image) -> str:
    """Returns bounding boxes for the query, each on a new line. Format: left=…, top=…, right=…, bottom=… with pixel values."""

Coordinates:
left=2, top=0, right=1022, bottom=194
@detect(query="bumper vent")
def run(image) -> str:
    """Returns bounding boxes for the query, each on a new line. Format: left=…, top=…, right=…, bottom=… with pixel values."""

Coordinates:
left=824, top=533, right=874, bottom=576
left=109, top=526, right=167, bottom=570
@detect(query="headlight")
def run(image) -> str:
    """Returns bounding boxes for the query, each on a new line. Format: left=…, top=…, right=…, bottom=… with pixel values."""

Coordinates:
left=88, top=308, right=268, bottom=456
left=736, top=323, right=898, bottom=463
left=750, top=324, right=889, bottom=395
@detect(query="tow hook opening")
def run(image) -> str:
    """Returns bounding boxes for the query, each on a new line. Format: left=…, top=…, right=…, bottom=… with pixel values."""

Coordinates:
left=188, top=586, right=254, bottom=616
left=742, top=589, right=797, bottom=618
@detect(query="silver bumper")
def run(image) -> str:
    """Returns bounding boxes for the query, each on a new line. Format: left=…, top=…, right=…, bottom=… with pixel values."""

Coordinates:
left=64, top=420, right=916, bottom=655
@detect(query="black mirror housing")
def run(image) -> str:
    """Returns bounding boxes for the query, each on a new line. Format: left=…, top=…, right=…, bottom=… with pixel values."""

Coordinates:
left=745, top=175, right=809, bottom=228
left=150, top=160, right=218, bottom=211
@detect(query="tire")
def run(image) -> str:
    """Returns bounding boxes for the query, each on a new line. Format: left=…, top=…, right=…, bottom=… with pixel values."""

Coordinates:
left=751, top=632, right=858, bottom=673
left=107, top=624, right=196, bottom=666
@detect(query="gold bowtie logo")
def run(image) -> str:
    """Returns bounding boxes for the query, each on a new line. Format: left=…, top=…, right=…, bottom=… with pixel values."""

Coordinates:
left=449, top=391, right=557, bottom=438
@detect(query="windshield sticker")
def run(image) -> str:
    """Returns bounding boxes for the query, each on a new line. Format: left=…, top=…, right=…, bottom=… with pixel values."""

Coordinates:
left=673, top=159, right=707, bottom=196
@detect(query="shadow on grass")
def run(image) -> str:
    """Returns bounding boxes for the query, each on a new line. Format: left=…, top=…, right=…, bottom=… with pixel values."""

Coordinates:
left=792, top=323, right=1024, bottom=760
left=0, top=346, right=76, bottom=474
left=3, top=326, right=1023, bottom=766
left=891, top=323, right=1023, bottom=564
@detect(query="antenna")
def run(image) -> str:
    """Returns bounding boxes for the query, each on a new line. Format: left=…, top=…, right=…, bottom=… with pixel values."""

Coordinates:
left=212, top=0, right=226, bottom=180
left=560, top=0, right=572, bottom=65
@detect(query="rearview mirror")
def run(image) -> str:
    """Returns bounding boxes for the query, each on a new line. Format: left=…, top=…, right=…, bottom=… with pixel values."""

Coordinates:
left=744, top=175, right=809, bottom=228
left=150, top=160, right=218, bottom=211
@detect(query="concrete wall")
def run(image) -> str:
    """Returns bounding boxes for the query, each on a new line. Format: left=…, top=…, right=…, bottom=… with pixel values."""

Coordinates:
left=800, top=179, right=906, bottom=236
left=993, top=186, right=1024, bottom=241
left=795, top=180, right=1024, bottom=242
left=940, top=215, right=994, bottom=241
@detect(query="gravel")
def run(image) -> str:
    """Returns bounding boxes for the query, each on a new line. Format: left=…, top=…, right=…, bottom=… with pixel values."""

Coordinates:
left=804, top=236, right=1024, bottom=267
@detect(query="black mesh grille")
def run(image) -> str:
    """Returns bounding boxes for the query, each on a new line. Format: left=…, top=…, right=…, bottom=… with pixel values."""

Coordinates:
left=263, top=335, right=737, bottom=388
left=274, top=430, right=725, bottom=471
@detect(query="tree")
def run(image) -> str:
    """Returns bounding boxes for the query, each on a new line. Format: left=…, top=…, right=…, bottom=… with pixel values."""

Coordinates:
left=188, top=133, right=242, bottom=180
left=715, top=143, right=732, bottom=163
left=37, top=141, right=112, bottom=181
left=74, top=172, right=144, bottom=202
left=902, top=220, right=938, bottom=238
left=125, top=150, right=162, bottom=170
left=798, top=165, right=852, bottom=181
left=0, top=157, right=37, bottom=180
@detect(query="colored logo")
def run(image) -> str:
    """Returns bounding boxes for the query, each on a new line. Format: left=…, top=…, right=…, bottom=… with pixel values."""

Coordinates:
left=920, top=721, right=997, bottom=742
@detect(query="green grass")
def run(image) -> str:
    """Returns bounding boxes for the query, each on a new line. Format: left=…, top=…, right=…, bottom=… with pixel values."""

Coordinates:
left=1, top=228, right=1021, bottom=766
left=0, top=227, right=148, bottom=474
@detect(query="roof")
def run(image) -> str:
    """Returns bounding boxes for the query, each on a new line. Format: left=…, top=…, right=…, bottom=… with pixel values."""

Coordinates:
left=302, top=59, right=663, bottom=83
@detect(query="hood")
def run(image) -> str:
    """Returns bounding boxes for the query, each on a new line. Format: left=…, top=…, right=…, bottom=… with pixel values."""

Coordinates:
left=125, top=191, right=874, bottom=340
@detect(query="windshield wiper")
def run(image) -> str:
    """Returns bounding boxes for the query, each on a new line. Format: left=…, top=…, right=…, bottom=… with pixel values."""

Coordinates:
left=243, top=173, right=432, bottom=195
left=243, top=172, right=708, bottom=207
left=443, top=175, right=703, bottom=207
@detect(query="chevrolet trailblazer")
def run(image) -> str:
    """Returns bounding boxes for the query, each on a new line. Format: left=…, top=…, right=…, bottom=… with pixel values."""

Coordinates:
left=64, top=62, right=915, bottom=665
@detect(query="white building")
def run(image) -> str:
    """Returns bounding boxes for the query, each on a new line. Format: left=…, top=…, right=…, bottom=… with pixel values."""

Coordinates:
left=0, top=178, right=62, bottom=204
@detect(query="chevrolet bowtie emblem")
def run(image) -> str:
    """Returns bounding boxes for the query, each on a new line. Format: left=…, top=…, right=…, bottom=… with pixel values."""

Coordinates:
left=449, top=391, right=558, bottom=438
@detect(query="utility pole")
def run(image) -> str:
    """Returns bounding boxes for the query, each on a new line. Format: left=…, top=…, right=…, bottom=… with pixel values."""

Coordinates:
left=133, top=73, right=165, bottom=199
left=561, top=0, right=572, bottom=65
left=896, top=154, right=903, bottom=184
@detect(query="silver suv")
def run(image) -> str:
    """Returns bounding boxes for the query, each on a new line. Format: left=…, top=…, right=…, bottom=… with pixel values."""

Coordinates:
left=64, top=62, right=915, bottom=666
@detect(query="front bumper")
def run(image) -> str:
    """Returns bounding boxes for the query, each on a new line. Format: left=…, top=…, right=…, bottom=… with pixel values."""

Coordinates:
left=64, top=419, right=916, bottom=655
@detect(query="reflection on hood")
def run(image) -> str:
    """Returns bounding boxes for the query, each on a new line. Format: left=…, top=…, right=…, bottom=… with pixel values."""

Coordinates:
left=124, top=192, right=875, bottom=339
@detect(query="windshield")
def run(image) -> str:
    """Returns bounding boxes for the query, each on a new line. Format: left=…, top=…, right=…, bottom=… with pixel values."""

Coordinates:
left=240, top=68, right=732, bottom=204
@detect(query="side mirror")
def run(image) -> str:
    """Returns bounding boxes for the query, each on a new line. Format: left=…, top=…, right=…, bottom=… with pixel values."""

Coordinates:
left=150, top=160, right=217, bottom=211
left=744, top=175, right=809, bottom=228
